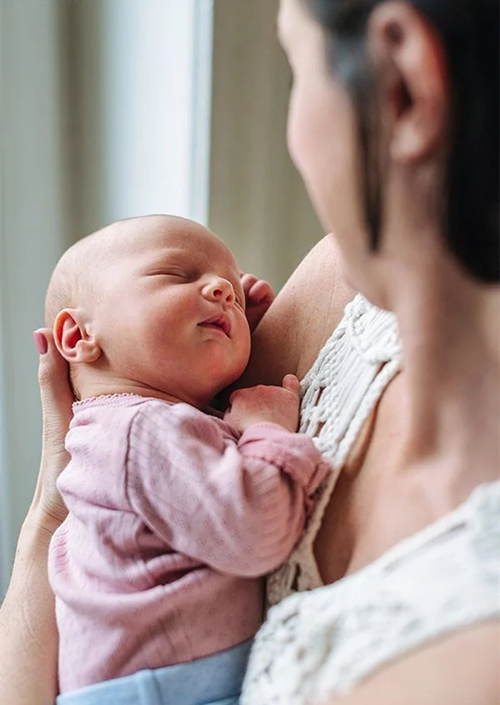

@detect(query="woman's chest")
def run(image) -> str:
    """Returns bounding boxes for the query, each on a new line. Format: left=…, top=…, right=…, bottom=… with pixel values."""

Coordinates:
left=314, top=470, right=439, bottom=585
left=313, top=373, right=425, bottom=583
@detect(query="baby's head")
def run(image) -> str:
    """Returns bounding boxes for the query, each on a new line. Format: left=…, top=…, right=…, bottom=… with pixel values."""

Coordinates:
left=46, top=215, right=251, bottom=408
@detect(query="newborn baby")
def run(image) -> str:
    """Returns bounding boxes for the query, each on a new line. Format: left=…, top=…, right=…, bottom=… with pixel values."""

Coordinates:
left=47, top=214, right=328, bottom=705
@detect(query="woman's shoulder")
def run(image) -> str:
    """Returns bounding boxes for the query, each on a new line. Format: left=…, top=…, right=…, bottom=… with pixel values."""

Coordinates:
left=241, top=480, right=500, bottom=705
left=240, top=236, right=357, bottom=388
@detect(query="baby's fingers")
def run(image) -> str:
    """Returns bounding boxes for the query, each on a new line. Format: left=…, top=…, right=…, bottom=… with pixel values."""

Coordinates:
left=240, top=272, right=275, bottom=304
left=240, top=272, right=258, bottom=295
left=247, top=278, right=275, bottom=304
left=282, top=373, right=300, bottom=396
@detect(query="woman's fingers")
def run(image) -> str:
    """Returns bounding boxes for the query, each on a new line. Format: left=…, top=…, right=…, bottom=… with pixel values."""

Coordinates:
left=36, top=327, right=74, bottom=446
left=31, top=328, right=73, bottom=526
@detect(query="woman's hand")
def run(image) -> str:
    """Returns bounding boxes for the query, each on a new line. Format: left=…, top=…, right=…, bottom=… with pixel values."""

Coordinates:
left=31, top=328, right=74, bottom=531
left=0, top=329, right=74, bottom=705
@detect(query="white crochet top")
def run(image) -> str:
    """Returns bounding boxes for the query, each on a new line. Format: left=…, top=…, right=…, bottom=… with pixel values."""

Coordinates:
left=241, top=295, right=500, bottom=705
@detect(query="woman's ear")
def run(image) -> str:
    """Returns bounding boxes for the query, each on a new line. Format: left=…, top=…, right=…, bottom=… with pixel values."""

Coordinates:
left=53, top=308, right=102, bottom=363
left=368, top=0, right=449, bottom=163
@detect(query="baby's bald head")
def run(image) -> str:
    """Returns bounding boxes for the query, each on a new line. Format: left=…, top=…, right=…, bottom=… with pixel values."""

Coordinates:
left=45, top=216, right=167, bottom=328
left=46, top=229, right=108, bottom=329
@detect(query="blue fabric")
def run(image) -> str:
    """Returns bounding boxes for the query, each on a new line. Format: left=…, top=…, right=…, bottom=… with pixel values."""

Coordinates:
left=56, top=639, right=253, bottom=705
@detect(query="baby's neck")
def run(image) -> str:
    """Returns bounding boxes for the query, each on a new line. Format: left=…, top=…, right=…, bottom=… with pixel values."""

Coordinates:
left=74, top=372, right=210, bottom=410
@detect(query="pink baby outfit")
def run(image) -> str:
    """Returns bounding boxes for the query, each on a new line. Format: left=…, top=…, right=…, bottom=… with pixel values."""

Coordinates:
left=49, top=394, right=328, bottom=693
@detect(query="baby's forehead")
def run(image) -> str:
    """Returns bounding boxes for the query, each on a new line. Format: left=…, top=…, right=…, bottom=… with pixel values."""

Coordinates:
left=136, top=222, right=238, bottom=269
left=102, top=218, right=241, bottom=289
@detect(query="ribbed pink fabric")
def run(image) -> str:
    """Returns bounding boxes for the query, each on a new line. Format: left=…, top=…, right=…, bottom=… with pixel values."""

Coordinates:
left=49, top=394, right=328, bottom=693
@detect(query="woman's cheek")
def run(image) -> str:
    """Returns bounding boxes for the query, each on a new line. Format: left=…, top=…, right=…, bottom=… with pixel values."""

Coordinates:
left=287, top=87, right=320, bottom=187
left=286, top=87, right=304, bottom=172
left=286, top=88, right=333, bottom=230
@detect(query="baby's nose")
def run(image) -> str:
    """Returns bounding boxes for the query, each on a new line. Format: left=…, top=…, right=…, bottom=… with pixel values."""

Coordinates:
left=203, top=276, right=235, bottom=303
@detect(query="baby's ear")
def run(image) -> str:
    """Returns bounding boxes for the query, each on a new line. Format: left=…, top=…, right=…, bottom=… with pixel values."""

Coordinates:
left=53, top=308, right=101, bottom=363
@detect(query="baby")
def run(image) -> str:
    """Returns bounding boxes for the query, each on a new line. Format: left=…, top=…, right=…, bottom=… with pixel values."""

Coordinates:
left=47, top=215, right=328, bottom=705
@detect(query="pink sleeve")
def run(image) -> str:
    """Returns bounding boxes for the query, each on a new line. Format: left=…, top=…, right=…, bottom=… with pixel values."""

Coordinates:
left=125, top=403, right=328, bottom=577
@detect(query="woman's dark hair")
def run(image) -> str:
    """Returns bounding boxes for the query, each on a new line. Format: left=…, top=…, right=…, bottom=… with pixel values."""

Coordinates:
left=303, top=0, right=500, bottom=283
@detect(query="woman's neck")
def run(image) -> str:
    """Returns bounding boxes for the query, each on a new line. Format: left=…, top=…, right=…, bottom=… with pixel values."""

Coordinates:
left=388, top=259, right=500, bottom=496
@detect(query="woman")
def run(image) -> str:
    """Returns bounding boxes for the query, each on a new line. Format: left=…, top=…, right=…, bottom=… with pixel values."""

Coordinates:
left=1, top=0, right=499, bottom=703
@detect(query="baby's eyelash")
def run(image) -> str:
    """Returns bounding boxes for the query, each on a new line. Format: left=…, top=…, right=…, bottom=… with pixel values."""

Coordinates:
left=160, top=269, right=190, bottom=279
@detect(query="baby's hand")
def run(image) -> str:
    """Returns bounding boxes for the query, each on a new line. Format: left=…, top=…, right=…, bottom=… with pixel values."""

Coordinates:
left=224, top=374, right=300, bottom=434
left=240, top=272, right=275, bottom=332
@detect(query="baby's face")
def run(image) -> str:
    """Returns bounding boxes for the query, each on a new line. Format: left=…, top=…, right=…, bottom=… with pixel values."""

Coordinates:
left=91, top=216, right=251, bottom=408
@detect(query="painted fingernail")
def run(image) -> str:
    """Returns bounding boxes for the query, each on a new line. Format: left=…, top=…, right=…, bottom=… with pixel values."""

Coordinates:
left=33, top=330, right=48, bottom=355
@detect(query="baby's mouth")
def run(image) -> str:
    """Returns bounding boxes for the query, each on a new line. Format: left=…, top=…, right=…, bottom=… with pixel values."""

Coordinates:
left=199, top=314, right=231, bottom=338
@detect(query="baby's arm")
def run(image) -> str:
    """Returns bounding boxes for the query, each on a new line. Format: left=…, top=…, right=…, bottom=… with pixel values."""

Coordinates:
left=126, top=400, right=328, bottom=577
